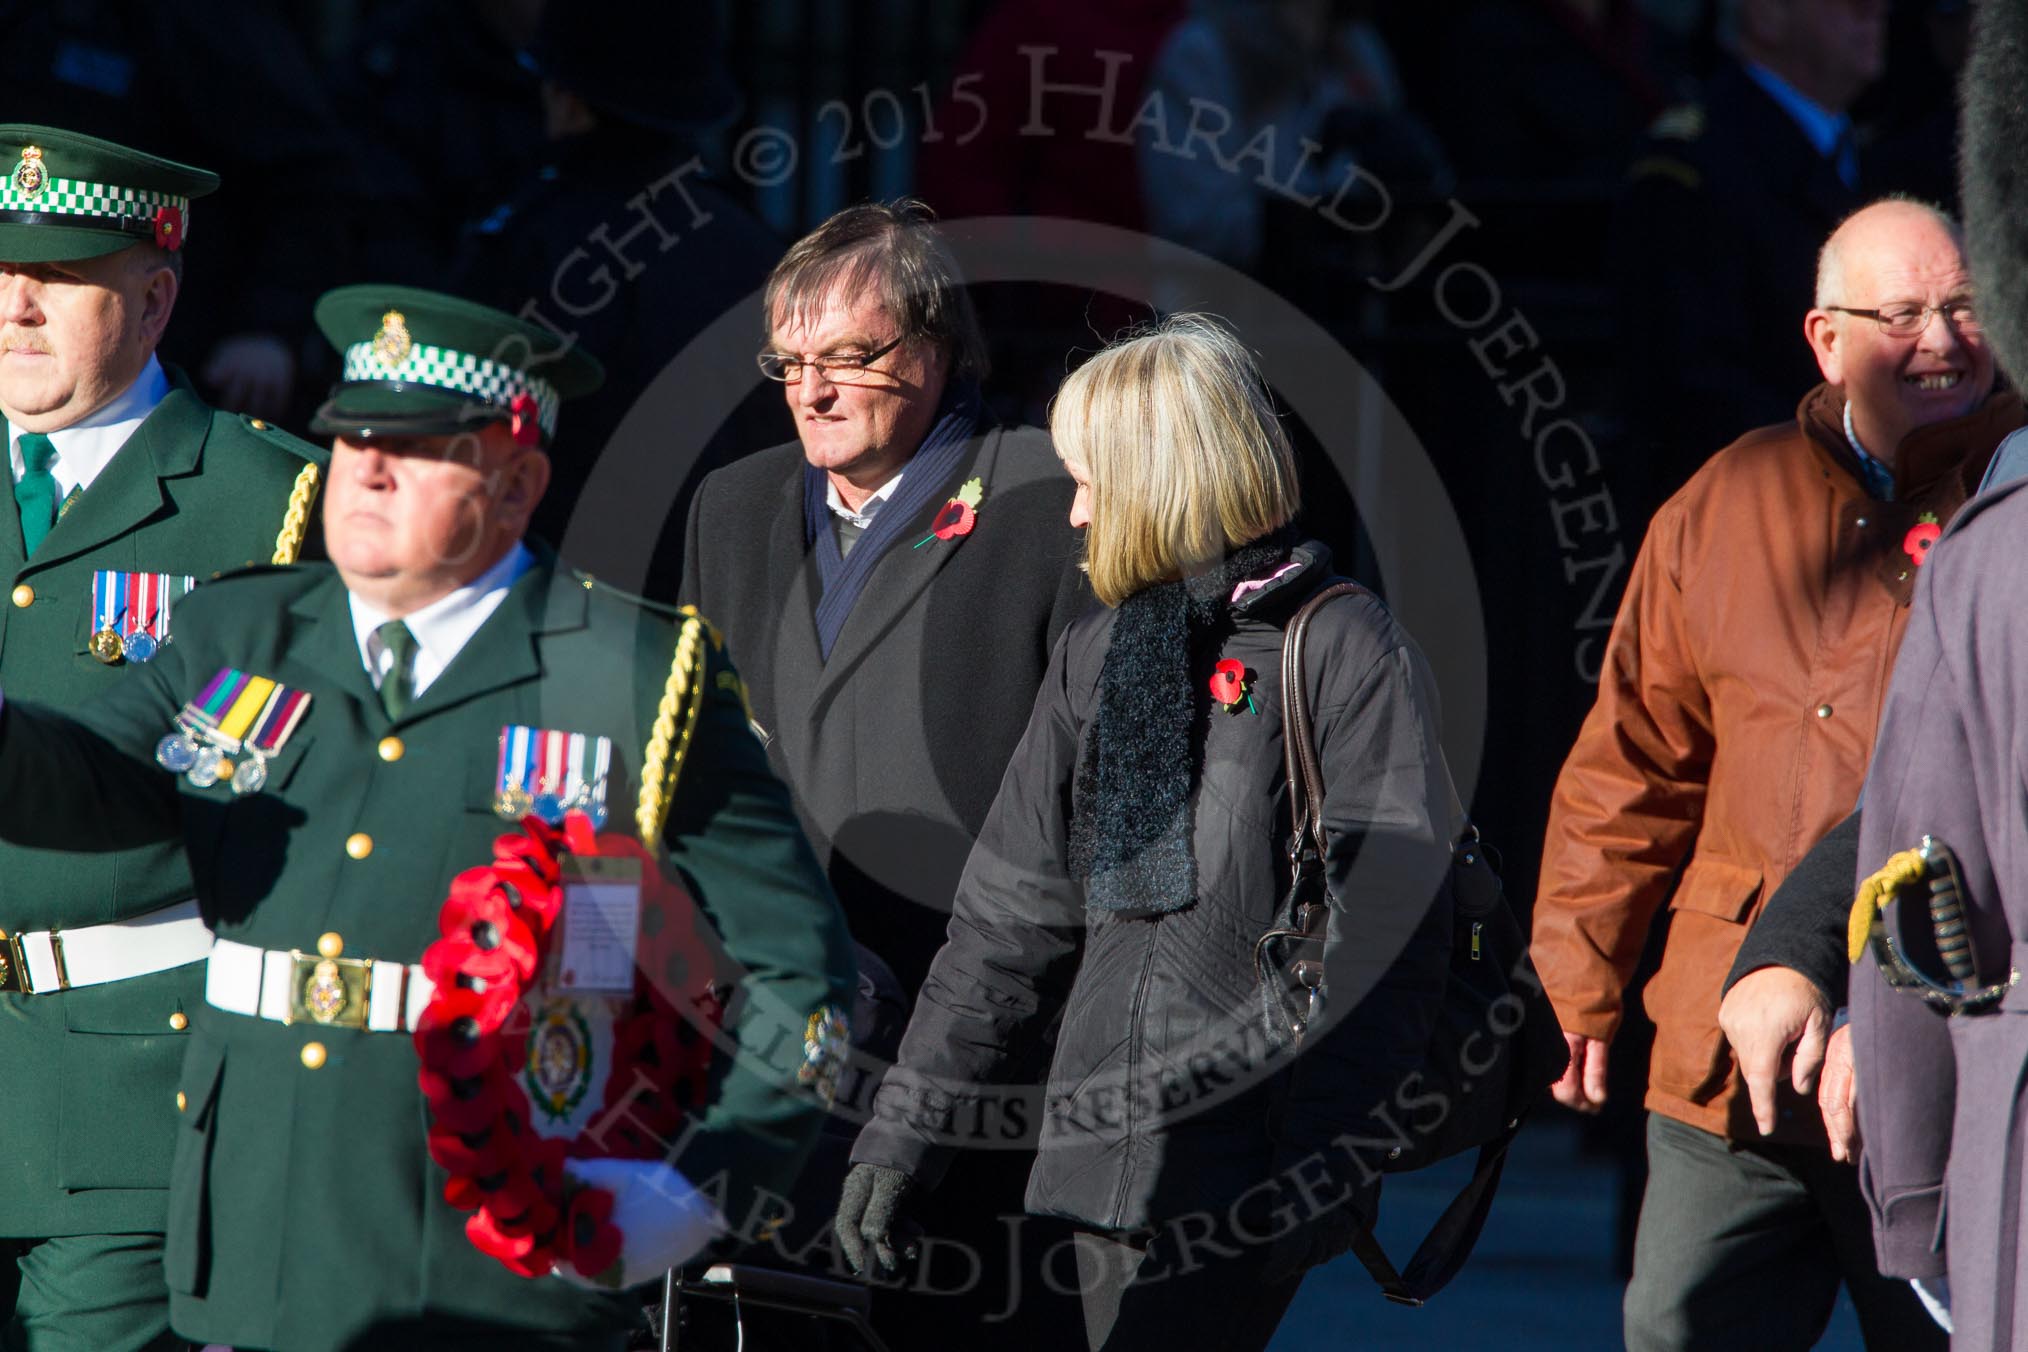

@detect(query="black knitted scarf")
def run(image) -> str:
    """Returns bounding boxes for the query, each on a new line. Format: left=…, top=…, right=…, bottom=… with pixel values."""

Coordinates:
left=1069, top=530, right=1296, bottom=915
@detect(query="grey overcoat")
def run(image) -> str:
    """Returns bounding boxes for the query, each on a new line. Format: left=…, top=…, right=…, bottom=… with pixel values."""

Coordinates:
left=1853, top=475, right=2028, bottom=1350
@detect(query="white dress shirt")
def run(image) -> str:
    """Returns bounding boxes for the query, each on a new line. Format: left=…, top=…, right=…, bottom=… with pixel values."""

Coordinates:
left=9, top=356, right=171, bottom=499
left=348, top=543, right=533, bottom=699
left=825, top=469, right=904, bottom=530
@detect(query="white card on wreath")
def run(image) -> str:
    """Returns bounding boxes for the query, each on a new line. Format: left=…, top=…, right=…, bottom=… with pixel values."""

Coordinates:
left=556, top=855, right=642, bottom=994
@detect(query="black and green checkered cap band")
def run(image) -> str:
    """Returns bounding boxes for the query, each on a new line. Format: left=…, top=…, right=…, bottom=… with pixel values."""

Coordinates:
left=341, top=340, right=560, bottom=436
left=0, top=173, right=187, bottom=237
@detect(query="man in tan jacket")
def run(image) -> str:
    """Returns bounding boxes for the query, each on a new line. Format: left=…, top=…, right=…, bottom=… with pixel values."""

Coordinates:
left=1534, top=198, right=2019, bottom=1350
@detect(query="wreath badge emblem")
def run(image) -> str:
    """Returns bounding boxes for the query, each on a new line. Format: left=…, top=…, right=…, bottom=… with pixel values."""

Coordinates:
left=525, top=999, right=596, bottom=1122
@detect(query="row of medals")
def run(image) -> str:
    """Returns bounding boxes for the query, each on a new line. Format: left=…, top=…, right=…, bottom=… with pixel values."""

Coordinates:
left=494, top=783, right=608, bottom=829
left=155, top=726, right=269, bottom=795
left=90, top=626, right=159, bottom=664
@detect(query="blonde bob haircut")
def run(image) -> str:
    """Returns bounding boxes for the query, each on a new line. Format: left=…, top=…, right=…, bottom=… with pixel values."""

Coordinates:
left=1051, top=314, right=1300, bottom=607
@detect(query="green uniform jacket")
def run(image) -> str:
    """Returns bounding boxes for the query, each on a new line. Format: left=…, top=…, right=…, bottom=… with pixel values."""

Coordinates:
left=0, top=380, right=322, bottom=1238
left=0, top=552, right=855, bottom=1352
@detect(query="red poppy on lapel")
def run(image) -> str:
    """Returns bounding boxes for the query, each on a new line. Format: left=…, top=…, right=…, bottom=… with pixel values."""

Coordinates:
left=1210, top=659, right=1258, bottom=714
left=1904, top=512, right=1941, bottom=567
left=914, top=476, right=985, bottom=548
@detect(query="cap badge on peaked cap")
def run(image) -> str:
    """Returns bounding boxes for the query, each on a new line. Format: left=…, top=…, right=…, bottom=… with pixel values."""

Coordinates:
left=11, top=146, right=46, bottom=200
left=372, top=309, right=413, bottom=367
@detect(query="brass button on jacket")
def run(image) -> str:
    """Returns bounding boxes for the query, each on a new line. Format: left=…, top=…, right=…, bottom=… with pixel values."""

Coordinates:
left=344, top=833, right=373, bottom=860
left=377, top=736, right=404, bottom=762
left=300, top=1041, right=327, bottom=1070
left=10, top=584, right=31, bottom=609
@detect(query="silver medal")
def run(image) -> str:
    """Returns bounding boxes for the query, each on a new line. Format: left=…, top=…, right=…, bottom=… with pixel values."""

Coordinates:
left=231, top=752, right=268, bottom=796
left=186, top=745, right=223, bottom=788
left=155, top=733, right=200, bottom=773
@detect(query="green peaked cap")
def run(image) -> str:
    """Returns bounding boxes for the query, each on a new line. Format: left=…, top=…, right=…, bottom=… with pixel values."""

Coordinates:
left=310, top=284, right=605, bottom=446
left=0, top=124, right=218, bottom=262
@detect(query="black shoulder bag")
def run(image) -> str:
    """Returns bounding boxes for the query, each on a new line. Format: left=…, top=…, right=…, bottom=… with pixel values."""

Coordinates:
left=1255, top=582, right=1569, bottom=1305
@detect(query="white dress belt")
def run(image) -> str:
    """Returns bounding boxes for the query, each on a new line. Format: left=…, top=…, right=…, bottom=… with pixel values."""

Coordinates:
left=205, top=937, right=436, bottom=1032
left=2, top=899, right=213, bottom=994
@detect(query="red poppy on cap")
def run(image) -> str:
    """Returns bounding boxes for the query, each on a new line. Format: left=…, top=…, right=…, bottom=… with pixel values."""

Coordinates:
left=153, top=205, right=183, bottom=252
left=509, top=392, right=542, bottom=448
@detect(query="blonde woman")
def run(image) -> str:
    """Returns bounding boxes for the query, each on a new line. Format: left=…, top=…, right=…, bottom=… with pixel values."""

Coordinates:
left=835, top=315, right=1455, bottom=1349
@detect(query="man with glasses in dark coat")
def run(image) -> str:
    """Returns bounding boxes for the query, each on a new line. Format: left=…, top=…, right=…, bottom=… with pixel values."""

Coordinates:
left=680, top=200, right=1087, bottom=1346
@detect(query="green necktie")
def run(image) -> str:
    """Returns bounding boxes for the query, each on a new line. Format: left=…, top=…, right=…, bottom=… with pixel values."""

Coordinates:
left=375, top=619, right=418, bottom=721
left=15, top=432, right=57, bottom=556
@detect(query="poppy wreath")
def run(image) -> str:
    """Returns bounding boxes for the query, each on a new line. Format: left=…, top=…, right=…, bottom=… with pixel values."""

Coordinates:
left=415, top=810, right=726, bottom=1280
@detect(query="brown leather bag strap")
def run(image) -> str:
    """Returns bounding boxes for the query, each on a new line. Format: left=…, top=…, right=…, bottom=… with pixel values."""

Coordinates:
left=1282, top=581, right=1369, bottom=863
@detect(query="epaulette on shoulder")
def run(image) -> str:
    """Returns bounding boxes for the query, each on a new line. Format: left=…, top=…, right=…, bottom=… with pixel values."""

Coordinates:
left=1649, top=102, right=1705, bottom=142
left=574, top=573, right=730, bottom=647
left=186, top=560, right=331, bottom=605
left=198, top=560, right=302, bottom=586
left=234, top=411, right=329, bottom=467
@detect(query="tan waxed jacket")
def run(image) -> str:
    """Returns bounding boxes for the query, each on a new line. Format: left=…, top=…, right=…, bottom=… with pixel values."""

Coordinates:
left=1533, top=383, right=2022, bottom=1144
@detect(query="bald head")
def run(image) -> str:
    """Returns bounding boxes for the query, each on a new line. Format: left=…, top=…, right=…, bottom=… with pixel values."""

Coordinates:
left=1805, top=198, right=1994, bottom=465
left=1816, top=199, right=1964, bottom=309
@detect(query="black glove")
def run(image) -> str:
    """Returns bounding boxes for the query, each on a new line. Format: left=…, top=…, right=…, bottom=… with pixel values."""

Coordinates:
left=834, top=1163, right=918, bottom=1278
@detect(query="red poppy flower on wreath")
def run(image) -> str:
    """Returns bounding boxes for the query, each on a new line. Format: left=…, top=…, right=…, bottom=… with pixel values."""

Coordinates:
left=913, top=476, right=985, bottom=548
left=1209, top=658, right=1258, bottom=715
left=1904, top=512, right=1942, bottom=567
left=437, top=874, right=540, bottom=982
left=426, top=1118, right=515, bottom=1177
left=415, top=986, right=502, bottom=1077
left=467, top=1207, right=555, bottom=1277
left=417, top=1064, right=513, bottom=1134
left=443, top=1172, right=488, bottom=1213
left=416, top=811, right=732, bottom=1284
left=152, top=205, right=183, bottom=252
left=565, top=1184, right=623, bottom=1277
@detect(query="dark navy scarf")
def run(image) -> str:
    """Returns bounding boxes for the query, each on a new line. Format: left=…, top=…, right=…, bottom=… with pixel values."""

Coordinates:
left=801, top=380, right=983, bottom=659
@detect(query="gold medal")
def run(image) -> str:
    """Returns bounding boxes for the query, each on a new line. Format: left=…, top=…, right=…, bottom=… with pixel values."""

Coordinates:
left=89, top=628, right=124, bottom=664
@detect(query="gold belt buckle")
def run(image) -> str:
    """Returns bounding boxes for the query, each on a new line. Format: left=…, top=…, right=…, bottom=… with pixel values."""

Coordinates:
left=0, top=931, right=28, bottom=995
left=287, top=952, right=373, bottom=1028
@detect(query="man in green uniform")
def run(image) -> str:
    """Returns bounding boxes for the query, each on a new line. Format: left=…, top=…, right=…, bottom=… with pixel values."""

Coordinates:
left=0, top=283, right=855, bottom=1352
left=0, top=124, right=324, bottom=1352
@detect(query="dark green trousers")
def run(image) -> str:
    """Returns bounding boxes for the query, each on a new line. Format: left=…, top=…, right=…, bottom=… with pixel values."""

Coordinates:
left=3, top=1233, right=180, bottom=1352
left=1625, top=1113, right=1947, bottom=1351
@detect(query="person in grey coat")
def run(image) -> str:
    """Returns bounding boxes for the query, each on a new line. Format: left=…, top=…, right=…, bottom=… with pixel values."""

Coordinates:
left=834, top=315, right=1455, bottom=1350
left=1848, top=472, right=2028, bottom=1347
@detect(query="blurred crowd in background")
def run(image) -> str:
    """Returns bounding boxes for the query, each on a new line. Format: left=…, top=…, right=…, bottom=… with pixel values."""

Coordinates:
left=10, top=0, right=1969, bottom=1267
